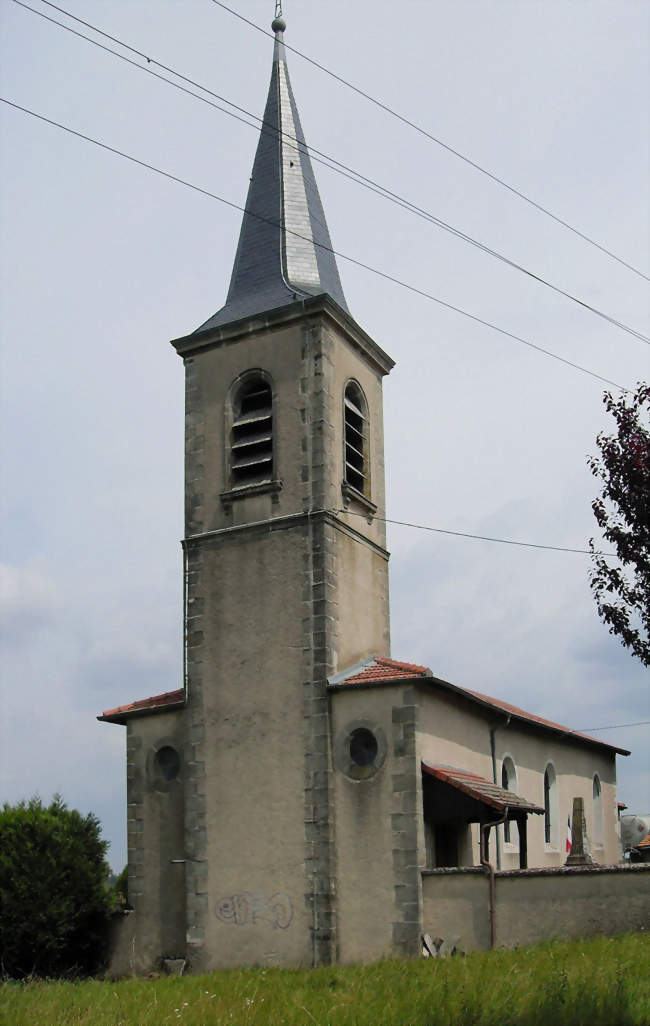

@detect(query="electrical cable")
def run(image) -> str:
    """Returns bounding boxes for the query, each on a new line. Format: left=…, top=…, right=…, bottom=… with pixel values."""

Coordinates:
left=0, top=96, right=629, bottom=391
left=207, top=0, right=650, bottom=284
left=335, top=508, right=618, bottom=557
left=579, top=721, right=650, bottom=732
left=13, top=0, right=650, bottom=346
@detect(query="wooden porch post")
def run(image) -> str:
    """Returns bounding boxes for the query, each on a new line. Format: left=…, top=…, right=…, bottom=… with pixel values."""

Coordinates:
left=517, top=816, right=528, bottom=869
left=480, top=822, right=489, bottom=863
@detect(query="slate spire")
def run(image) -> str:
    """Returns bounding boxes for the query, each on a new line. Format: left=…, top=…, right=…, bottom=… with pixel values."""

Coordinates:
left=195, top=14, right=349, bottom=332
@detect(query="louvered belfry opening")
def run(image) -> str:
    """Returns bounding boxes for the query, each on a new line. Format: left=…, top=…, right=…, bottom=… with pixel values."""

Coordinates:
left=344, top=382, right=368, bottom=495
left=231, top=377, right=273, bottom=487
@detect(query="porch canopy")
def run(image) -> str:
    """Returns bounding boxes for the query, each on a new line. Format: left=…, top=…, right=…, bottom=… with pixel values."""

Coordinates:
left=422, top=762, right=545, bottom=869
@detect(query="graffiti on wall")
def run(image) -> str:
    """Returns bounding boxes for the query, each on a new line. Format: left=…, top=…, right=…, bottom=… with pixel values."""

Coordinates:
left=216, top=892, right=293, bottom=930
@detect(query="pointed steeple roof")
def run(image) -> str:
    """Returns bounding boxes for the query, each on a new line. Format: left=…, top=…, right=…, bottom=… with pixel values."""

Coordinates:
left=195, top=15, right=349, bottom=333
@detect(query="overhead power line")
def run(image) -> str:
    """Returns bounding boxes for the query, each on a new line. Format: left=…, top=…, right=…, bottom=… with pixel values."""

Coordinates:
left=1, top=96, right=628, bottom=392
left=580, top=721, right=650, bottom=732
left=208, top=0, right=650, bottom=284
left=13, top=0, right=650, bottom=347
left=337, top=509, right=618, bottom=557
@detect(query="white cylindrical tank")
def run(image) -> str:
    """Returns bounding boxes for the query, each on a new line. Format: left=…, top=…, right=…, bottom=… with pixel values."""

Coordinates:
left=620, top=815, right=650, bottom=851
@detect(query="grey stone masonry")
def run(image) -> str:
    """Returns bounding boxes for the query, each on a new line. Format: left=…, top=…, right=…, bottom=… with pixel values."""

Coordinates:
left=182, top=538, right=208, bottom=961
left=181, top=351, right=210, bottom=961
left=126, top=727, right=144, bottom=905
left=391, top=690, right=423, bottom=958
left=184, top=358, right=206, bottom=538
left=301, top=318, right=338, bottom=966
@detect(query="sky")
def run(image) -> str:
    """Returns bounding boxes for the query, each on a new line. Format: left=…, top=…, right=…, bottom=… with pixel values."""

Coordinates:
left=0, top=0, right=648, bottom=871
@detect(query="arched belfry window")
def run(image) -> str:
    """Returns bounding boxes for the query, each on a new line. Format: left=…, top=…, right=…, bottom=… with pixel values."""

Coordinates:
left=231, top=374, right=273, bottom=488
left=343, top=381, right=369, bottom=496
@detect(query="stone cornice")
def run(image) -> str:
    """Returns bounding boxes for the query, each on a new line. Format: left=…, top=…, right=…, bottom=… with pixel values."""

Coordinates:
left=181, top=507, right=390, bottom=561
left=170, top=295, right=395, bottom=377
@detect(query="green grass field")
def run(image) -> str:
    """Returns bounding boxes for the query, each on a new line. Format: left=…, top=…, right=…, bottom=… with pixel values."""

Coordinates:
left=2, top=934, right=649, bottom=1026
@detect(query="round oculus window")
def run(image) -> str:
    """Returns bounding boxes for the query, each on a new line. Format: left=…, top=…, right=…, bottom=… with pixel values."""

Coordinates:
left=155, top=745, right=180, bottom=782
left=349, top=728, right=378, bottom=767
left=334, top=721, right=386, bottom=780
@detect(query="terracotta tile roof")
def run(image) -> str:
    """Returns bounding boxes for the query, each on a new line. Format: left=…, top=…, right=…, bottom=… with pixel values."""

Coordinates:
left=637, top=832, right=650, bottom=849
left=328, top=656, right=629, bottom=756
left=460, top=687, right=630, bottom=754
left=98, top=688, right=185, bottom=724
left=422, top=762, right=545, bottom=816
left=328, top=656, right=432, bottom=686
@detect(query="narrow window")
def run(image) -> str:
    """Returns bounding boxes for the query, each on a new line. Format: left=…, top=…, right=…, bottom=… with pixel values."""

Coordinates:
left=544, top=768, right=551, bottom=843
left=231, top=377, right=273, bottom=487
left=502, top=762, right=511, bottom=842
left=344, top=381, right=369, bottom=496
left=544, top=764, right=557, bottom=846
left=593, top=774, right=603, bottom=847
left=501, top=757, right=517, bottom=843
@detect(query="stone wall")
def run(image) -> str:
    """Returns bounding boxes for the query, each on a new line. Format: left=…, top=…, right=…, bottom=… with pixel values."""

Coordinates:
left=123, top=709, right=186, bottom=974
left=422, top=864, right=650, bottom=952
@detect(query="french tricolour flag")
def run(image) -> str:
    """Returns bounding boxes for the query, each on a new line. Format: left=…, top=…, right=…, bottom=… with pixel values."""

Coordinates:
left=566, top=816, right=572, bottom=853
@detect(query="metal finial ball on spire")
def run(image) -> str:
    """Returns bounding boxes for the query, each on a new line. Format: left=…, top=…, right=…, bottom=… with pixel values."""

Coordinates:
left=272, top=1, right=285, bottom=33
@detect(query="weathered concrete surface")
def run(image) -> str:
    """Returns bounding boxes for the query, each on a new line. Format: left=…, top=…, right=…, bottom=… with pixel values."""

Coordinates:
left=421, top=869, right=490, bottom=953
left=422, top=865, right=650, bottom=952
left=331, top=684, right=422, bottom=964
left=177, top=302, right=393, bottom=971
left=123, top=709, right=186, bottom=975
left=105, top=912, right=137, bottom=978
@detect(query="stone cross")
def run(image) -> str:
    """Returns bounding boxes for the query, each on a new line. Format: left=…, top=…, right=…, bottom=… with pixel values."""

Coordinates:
left=565, top=796, right=594, bottom=866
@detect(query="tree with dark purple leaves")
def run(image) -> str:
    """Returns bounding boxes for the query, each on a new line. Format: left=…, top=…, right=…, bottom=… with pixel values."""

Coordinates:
left=588, top=383, right=650, bottom=667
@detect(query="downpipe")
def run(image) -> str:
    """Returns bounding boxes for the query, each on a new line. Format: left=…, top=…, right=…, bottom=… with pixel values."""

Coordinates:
left=480, top=809, right=509, bottom=949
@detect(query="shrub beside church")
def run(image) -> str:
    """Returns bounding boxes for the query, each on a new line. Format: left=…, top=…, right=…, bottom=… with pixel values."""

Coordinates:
left=0, top=796, right=111, bottom=978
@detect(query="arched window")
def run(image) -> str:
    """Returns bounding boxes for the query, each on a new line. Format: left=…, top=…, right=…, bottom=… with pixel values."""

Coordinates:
left=343, top=381, right=369, bottom=496
left=231, top=375, right=273, bottom=487
left=593, top=774, right=603, bottom=847
left=544, top=763, right=558, bottom=846
left=501, top=756, right=517, bottom=844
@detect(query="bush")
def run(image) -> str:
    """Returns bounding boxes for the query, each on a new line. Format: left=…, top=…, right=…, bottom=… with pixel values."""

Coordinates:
left=111, top=864, right=129, bottom=909
left=0, top=796, right=112, bottom=978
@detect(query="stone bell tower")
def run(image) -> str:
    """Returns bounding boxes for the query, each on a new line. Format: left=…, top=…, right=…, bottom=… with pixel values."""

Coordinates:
left=102, top=12, right=394, bottom=972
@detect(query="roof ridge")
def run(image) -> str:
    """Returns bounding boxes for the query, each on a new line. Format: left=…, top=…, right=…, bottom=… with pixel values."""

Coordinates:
left=327, top=656, right=629, bottom=755
left=374, top=655, right=432, bottom=674
left=462, top=686, right=622, bottom=750
left=328, top=655, right=432, bottom=687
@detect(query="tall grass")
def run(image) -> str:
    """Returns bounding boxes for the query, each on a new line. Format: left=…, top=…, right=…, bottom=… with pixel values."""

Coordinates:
left=2, top=933, right=648, bottom=1026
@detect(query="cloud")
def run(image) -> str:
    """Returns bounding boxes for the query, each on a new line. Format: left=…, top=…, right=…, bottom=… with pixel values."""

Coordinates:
left=78, top=633, right=179, bottom=705
left=0, top=563, right=59, bottom=643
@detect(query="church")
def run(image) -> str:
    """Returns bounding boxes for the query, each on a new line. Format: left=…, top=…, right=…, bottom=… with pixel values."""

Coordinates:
left=100, top=14, right=640, bottom=973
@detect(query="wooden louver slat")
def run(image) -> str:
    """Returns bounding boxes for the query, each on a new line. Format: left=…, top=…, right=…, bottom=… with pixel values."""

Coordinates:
left=232, top=379, right=273, bottom=487
left=343, top=382, right=368, bottom=497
